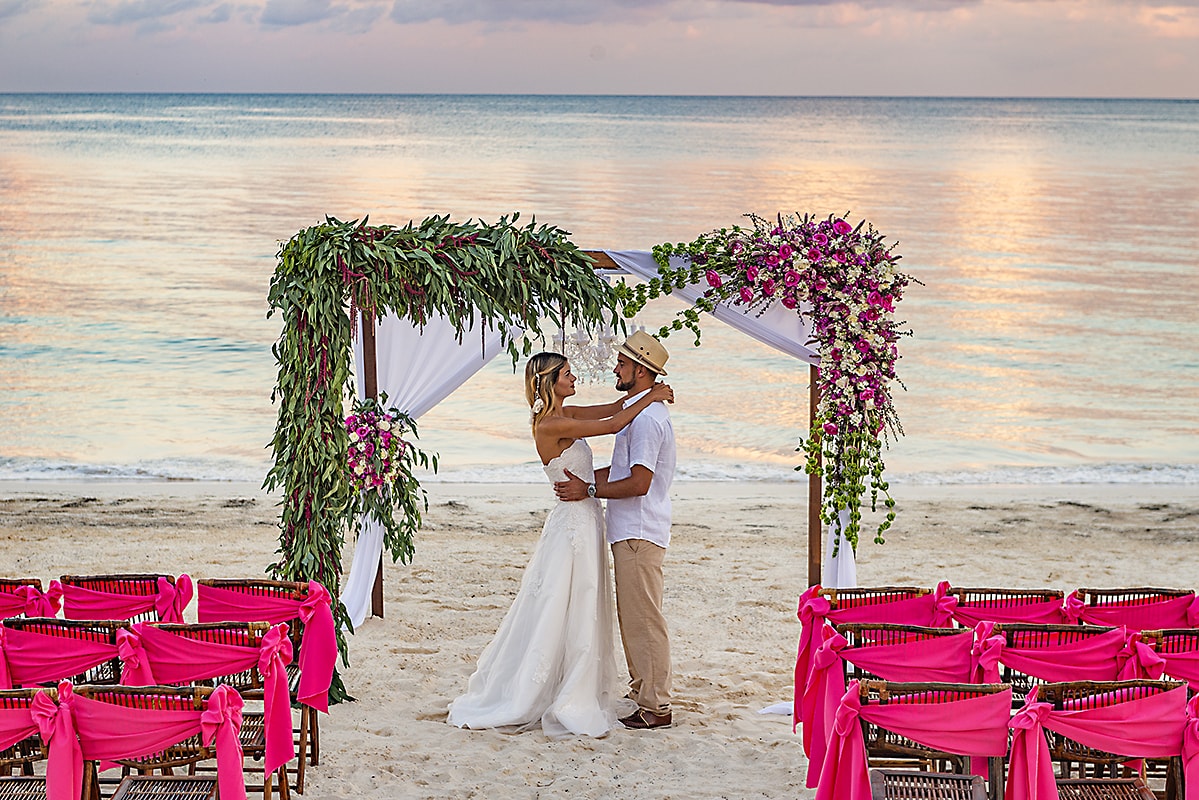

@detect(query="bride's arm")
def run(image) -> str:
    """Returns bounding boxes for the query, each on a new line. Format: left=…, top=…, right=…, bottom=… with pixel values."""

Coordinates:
left=538, top=383, right=671, bottom=440
left=561, top=398, right=627, bottom=420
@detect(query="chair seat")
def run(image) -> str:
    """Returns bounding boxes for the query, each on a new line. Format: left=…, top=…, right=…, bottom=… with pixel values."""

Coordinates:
left=870, top=769, right=985, bottom=800
left=0, top=777, right=46, bottom=800
left=1056, top=778, right=1157, bottom=800
left=109, top=775, right=219, bottom=800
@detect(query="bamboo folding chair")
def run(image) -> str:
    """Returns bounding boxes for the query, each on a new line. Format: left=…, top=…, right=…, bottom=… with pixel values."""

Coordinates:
left=946, top=587, right=1066, bottom=625
left=1035, top=679, right=1185, bottom=800
left=1, top=617, right=127, bottom=686
left=0, top=690, right=48, bottom=778
left=834, top=623, right=975, bottom=684
left=0, top=580, right=54, bottom=620
left=988, top=623, right=1123, bottom=698
left=60, top=574, right=184, bottom=624
left=1070, top=588, right=1195, bottom=630
left=72, top=684, right=248, bottom=800
left=869, top=768, right=986, bottom=800
left=136, top=622, right=293, bottom=799
left=819, top=587, right=933, bottom=615
left=857, top=681, right=1010, bottom=800
left=1141, top=628, right=1199, bottom=688
left=196, top=579, right=320, bottom=793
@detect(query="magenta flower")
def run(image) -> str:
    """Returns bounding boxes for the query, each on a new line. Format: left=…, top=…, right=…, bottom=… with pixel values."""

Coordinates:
left=782, top=294, right=798, bottom=309
left=355, top=425, right=369, bottom=438
left=833, top=219, right=853, bottom=235
left=739, top=286, right=754, bottom=303
left=823, top=421, right=838, bottom=436
left=806, top=247, right=822, bottom=262
left=362, top=442, right=376, bottom=457
left=765, top=253, right=779, bottom=266
left=784, top=270, right=800, bottom=287
left=859, top=388, right=875, bottom=403
left=832, top=251, right=847, bottom=264
left=813, top=233, right=829, bottom=247
left=706, top=270, right=722, bottom=288
left=346, top=415, right=358, bottom=428
left=762, top=278, right=776, bottom=296
left=855, top=339, right=871, bottom=354
left=779, top=244, right=793, bottom=259
left=745, top=265, right=759, bottom=283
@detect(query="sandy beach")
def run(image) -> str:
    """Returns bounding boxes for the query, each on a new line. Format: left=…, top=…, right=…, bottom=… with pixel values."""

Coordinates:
left=2, top=479, right=1198, bottom=799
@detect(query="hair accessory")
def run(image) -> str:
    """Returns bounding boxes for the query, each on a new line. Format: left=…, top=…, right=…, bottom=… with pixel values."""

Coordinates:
left=532, top=397, right=544, bottom=414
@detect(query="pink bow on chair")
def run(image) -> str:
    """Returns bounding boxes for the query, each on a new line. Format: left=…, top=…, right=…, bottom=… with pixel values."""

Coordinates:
left=200, top=684, right=248, bottom=800
left=258, top=623, right=296, bottom=773
left=154, top=575, right=193, bottom=624
left=31, top=682, right=84, bottom=800
left=297, top=581, right=337, bottom=713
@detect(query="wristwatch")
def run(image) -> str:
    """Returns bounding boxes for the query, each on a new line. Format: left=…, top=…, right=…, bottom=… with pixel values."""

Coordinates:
left=587, top=483, right=597, bottom=498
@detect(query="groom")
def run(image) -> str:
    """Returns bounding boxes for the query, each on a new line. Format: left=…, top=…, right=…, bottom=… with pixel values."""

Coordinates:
left=555, top=331, right=676, bottom=730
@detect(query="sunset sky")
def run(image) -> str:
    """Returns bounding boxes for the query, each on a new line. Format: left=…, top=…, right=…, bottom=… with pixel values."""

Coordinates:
left=0, top=0, right=1196, bottom=97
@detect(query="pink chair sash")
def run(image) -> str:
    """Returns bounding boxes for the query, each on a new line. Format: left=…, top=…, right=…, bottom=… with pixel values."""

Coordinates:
left=62, top=575, right=193, bottom=623
left=1063, top=590, right=1199, bottom=629
left=1159, top=648, right=1199, bottom=690
left=1006, top=684, right=1194, bottom=800
left=30, top=685, right=83, bottom=800
left=0, top=581, right=63, bottom=618
left=952, top=597, right=1068, bottom=627
left=0, top=625, right=119, bottom=688
left=197, top=580, right=336, bottom=712
left=1117, top=632, right=1167, bottom=680
left=117, top=622, right=295, bottom=772
left=971, top=622, right=1131, bottom=685
left=816, top=680, right=1012, bottom=800
left=1185, top=695, right=1199, bottom=799
left=802, top=628, right=978, bottom=787
left=794, top=585, right=951, bottom=732
left=61, top=681, right=248, bottom=800
left=0, top=698, right=39, bottom=751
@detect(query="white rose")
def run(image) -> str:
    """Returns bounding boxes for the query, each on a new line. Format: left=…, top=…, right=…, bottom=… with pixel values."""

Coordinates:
left=377, top=420, right=391, bottom=431
left=349, top=432, right=360, bottom=442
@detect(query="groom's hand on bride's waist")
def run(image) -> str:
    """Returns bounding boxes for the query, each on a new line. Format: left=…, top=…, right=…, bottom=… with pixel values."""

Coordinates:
left=554, top=470, right=589, bottom=502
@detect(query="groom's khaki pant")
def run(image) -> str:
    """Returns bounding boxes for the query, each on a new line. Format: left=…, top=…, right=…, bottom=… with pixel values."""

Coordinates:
left=612, top=538, right=671, bottom=715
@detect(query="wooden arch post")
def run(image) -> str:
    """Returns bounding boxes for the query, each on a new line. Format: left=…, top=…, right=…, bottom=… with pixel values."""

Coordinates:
left=360, top=312, right=385, bottom=619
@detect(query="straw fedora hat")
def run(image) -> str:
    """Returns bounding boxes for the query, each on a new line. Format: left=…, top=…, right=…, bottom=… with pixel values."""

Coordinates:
left=617, top=330, right=669, bottom=376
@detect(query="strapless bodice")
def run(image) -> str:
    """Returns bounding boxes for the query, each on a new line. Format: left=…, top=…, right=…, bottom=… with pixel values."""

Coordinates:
left=542, top=439, right=596, bottom=484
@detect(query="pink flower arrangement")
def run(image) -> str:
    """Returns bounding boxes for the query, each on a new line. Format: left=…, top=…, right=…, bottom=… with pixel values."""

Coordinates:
left=641, top=212, right=913, bottom=552
left=345, top=405, right=410, bottom=494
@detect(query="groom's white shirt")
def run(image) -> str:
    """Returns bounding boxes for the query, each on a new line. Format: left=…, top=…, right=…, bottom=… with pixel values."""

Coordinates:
left=605, top=387, right=676, bottom=548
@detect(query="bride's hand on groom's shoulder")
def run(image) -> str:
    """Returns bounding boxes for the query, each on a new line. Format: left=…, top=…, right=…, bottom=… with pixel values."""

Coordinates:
left=554, top=470, right=588, bottom=502
left=650, top=382, right=673, bottom=404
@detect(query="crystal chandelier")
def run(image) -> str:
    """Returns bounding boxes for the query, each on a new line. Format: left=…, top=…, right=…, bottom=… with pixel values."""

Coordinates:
left=552, top=322, right=627, bottom=384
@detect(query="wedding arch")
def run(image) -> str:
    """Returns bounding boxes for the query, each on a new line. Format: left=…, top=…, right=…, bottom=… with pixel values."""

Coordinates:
left=267, top=213, right=910, bottom=646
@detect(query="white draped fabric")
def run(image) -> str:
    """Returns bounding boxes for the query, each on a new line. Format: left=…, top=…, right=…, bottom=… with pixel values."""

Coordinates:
left=822, top=508, right=857, bottom=589
left=603, top=251, right=820, bottom=366
left=342, top=313, right=507, bottom=627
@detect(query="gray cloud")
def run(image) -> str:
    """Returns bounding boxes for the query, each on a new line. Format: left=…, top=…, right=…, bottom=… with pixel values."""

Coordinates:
left=261, top=0, right=388, bottom=28
left=389, top=0, right=671, bottom=25
left=87, top=0, right=214, bottom=25
left=0, top=0, right=39, bottom=22
left=199, top=2, right=234, bottom=22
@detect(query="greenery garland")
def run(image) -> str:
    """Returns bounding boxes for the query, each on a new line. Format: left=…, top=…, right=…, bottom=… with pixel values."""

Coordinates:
left=618, top=213, right=913, bottom=553
left=265, top=214, right=622, bottom=698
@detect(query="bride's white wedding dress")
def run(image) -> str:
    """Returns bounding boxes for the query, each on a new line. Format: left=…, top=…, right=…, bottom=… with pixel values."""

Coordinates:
left=447, top=438, right=619, bottom=737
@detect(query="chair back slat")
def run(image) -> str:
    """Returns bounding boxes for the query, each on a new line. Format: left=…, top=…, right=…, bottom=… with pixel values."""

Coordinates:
left=821, top=586, right=930, bottom=611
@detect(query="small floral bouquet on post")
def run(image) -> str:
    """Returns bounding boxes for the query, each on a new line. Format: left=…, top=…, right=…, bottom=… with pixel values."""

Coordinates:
left=343, top=393, right=437, bottom=564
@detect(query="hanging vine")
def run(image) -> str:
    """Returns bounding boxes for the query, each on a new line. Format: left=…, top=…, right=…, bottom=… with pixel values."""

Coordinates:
left=619, top=213, right=913, bottom=553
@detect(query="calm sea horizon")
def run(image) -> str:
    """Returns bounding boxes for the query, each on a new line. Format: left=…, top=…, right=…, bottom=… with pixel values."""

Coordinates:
left=1, top=94, right=1196, bottom=486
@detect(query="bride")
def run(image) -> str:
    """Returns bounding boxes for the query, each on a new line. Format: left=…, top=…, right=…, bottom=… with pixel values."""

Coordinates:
left=447, top=351, right=673, bottom=737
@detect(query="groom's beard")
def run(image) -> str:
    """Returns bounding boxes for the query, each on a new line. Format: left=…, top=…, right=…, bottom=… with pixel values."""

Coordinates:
left=615, top=378, right=634, bottom=392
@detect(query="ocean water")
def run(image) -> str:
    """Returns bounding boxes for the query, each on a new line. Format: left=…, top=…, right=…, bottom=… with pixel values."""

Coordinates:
left=1, top=94, right=1197, bottom=485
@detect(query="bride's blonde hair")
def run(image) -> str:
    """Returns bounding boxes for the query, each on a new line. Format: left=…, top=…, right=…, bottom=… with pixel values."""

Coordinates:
left=525, top=352, right=567, bottom=432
